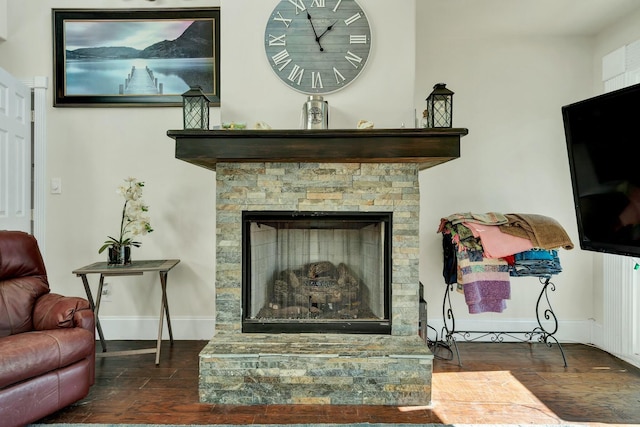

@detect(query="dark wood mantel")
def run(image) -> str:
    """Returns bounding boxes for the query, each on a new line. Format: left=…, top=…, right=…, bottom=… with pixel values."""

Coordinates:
left=167, top=128, right=468, bottom=171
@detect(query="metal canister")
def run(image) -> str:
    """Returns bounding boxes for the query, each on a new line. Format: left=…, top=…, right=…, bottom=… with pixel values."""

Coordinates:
left=302, top=95, right=329, bottom=129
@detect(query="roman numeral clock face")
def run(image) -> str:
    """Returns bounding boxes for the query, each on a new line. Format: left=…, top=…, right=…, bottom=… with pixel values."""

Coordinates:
left=264, top=0, right=372, bottom=94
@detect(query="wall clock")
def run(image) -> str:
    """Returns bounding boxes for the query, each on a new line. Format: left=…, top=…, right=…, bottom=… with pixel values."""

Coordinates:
left=264, top=0, right=372, bottom=94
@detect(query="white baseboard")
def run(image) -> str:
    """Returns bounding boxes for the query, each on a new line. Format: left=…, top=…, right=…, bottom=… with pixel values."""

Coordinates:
left=426, top=317, right=591, bottom=344
left=96, top=316, right=640, bottom=369
left=98, top=316, right=592, bottom=343
left=588, top=320, right=640, bottom=369
left=97, top=316, right=215, bottom=340
left=590, top=319, right=604, bottom=347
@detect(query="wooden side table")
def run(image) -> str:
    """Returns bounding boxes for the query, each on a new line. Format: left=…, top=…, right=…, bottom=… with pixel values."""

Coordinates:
left=73, top=259, right=180, bottom=365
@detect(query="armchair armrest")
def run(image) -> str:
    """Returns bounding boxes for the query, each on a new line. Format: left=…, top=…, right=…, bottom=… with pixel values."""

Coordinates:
left=33, top=293, right=94, bottom=332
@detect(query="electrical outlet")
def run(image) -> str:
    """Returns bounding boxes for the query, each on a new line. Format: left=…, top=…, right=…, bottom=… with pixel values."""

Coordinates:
left=101, top=282, right=112, bottom=302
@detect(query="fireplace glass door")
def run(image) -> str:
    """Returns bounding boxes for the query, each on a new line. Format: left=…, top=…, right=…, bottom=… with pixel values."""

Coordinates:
left=242, top=211, right=391, bottom=334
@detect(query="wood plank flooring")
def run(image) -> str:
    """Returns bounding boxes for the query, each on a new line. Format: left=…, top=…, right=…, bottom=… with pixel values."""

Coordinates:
left=37, top=340, right=640, bottom=425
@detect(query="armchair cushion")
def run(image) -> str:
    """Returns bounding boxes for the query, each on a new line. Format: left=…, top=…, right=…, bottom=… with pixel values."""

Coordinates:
left=0, top=291, right=95, bottom=390
left=0, top=231, right=50, bottom=338
left=0, top=328, right=94, bottom=389
left=0, top=276, right=49, bottom=337
left=33, top=293, right=91, bottom=330
left=0, top=229, right=47, bottom=278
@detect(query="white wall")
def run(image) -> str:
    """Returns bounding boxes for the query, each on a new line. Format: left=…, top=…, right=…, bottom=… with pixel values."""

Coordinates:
left=415, top=2, right=598, bottom=342
left=220, top=0, right=416, bottom=129
left=0, top=0, right=7, bottom=41
left=0, top=0, right=221, bottom=339
left=0, top=0, right=415, bottom=339
left=1, top=0, right=638, bottom=342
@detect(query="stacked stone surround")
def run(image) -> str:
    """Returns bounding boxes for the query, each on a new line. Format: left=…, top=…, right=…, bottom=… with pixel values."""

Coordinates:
left=201, top=162, right=432, bottom=405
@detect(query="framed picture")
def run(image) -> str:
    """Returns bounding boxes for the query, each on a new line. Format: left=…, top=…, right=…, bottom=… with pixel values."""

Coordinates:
left=52, top=8, right=220, bottom=107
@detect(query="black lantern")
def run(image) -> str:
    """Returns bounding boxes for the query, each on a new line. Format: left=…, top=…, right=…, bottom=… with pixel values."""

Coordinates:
left=182, top=86, right=211, bottom=130
left=425, top=83, right=454, bottom=128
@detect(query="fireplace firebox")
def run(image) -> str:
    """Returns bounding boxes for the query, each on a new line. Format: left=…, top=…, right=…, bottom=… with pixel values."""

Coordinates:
left=242, top=211, right=392, bottom=334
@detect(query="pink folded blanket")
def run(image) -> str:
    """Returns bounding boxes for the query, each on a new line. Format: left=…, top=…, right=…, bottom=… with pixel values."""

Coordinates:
left=463, top=222, right=534, bottom=258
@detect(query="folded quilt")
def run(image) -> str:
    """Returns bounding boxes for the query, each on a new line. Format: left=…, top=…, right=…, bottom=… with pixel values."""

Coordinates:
left=456, top=248, right=511, bottom=313
left=500, top=213, right=574, bottom=250
left=443, top=222, right=483, bottom=252
left=510, top=248, right=562, bottom=277
left=438, top=212, right=509, bottom=232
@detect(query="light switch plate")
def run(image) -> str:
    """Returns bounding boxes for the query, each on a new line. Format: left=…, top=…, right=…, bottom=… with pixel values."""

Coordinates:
left=50, top=177, right=62, bottom=194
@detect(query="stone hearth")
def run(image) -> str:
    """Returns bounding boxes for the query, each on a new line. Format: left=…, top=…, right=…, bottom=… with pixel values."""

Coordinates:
left=169, top=128, right=467, bottom=406
left=199, top=334, right=432, bottom=405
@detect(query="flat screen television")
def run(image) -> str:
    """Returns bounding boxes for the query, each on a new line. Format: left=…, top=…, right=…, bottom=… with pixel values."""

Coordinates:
left=562, top=82, right=640, bottom=258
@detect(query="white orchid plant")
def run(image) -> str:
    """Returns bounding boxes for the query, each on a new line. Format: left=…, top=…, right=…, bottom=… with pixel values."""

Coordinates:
left=98, top=177, right=153, bottom=254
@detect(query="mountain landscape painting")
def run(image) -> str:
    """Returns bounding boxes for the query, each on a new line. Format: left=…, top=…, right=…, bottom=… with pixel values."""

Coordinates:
left=53, top=9, right=220, bottom=106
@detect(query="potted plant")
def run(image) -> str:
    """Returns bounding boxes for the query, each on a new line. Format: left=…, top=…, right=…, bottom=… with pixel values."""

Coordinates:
left=98, top=177, right=153, bottom=265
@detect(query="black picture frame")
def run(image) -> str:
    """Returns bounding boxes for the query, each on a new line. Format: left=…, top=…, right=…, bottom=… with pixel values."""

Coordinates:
left=52, top=8, right=220, bottom=107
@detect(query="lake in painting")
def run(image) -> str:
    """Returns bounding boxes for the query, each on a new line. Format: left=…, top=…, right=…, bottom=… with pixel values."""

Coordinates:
left=64, top=57, right=214, bottom=96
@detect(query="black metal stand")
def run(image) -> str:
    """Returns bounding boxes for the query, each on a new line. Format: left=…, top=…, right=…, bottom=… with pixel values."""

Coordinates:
left=439, top=276, right=567, bottom=367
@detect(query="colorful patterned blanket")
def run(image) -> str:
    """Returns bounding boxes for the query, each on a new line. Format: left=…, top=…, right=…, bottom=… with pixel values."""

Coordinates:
left=456, top=248, right=511, bottom=313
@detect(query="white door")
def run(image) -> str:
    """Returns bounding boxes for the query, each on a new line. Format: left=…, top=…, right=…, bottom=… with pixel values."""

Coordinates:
left=0, top=66, right=31, bottom=232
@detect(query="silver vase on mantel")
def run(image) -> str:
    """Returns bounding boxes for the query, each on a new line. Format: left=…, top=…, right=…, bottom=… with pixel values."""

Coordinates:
left=302, top=95, right=329, bottom=129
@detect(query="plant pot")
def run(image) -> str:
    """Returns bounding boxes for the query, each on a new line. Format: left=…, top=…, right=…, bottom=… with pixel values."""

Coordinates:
left=108, top=245, right=131, bottom=266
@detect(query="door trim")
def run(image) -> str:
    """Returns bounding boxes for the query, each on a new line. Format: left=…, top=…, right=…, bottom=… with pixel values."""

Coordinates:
left=21, top=76, right=48, bottom=255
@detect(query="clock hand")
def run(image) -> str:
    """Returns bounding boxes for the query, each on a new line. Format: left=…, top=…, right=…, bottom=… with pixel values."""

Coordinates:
left=306, top=11, right=324, bottom=51
left=317, top=20, right=338, bottom=41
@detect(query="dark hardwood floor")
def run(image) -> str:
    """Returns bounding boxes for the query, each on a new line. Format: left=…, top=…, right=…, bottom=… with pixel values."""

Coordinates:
left=37, top=340, right=640, bottom=425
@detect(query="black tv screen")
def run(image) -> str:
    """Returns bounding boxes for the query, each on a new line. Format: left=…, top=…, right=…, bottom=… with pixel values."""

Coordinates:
left=563, top=82, right=640, bottom=257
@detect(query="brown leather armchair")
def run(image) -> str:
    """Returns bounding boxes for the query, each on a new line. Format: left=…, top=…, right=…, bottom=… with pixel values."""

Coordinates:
left=0, top=230, right=95, bottom=427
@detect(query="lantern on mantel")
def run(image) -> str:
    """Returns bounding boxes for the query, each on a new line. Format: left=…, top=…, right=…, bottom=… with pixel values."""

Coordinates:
left=182, top=86, right=211, bottom=130
left=425, top=83, right=454, bottom=128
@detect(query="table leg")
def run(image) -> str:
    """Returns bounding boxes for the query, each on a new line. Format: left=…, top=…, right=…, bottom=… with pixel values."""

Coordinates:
left=155, top=270, right=173, bottom=365
left=79, top=273, right=107, bottom=352
left=160, top=271, right=174, bottom=343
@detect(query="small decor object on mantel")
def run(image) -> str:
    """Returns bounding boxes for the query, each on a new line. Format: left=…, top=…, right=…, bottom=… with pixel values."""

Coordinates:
left=98, top=177, right=153, bottom=266
left=301, top=95, right=329, bottom=129
left=425, top=83, right=454, bottom=128
left=357, top=120, right=374, bottom=129
left=253, top=121, right=272, bottom=130
left=221, top=121, right=247, bottom=130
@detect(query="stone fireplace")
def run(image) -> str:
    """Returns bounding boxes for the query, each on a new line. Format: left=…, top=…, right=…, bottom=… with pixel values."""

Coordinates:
left=168, top=128, right=468, bottom=406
